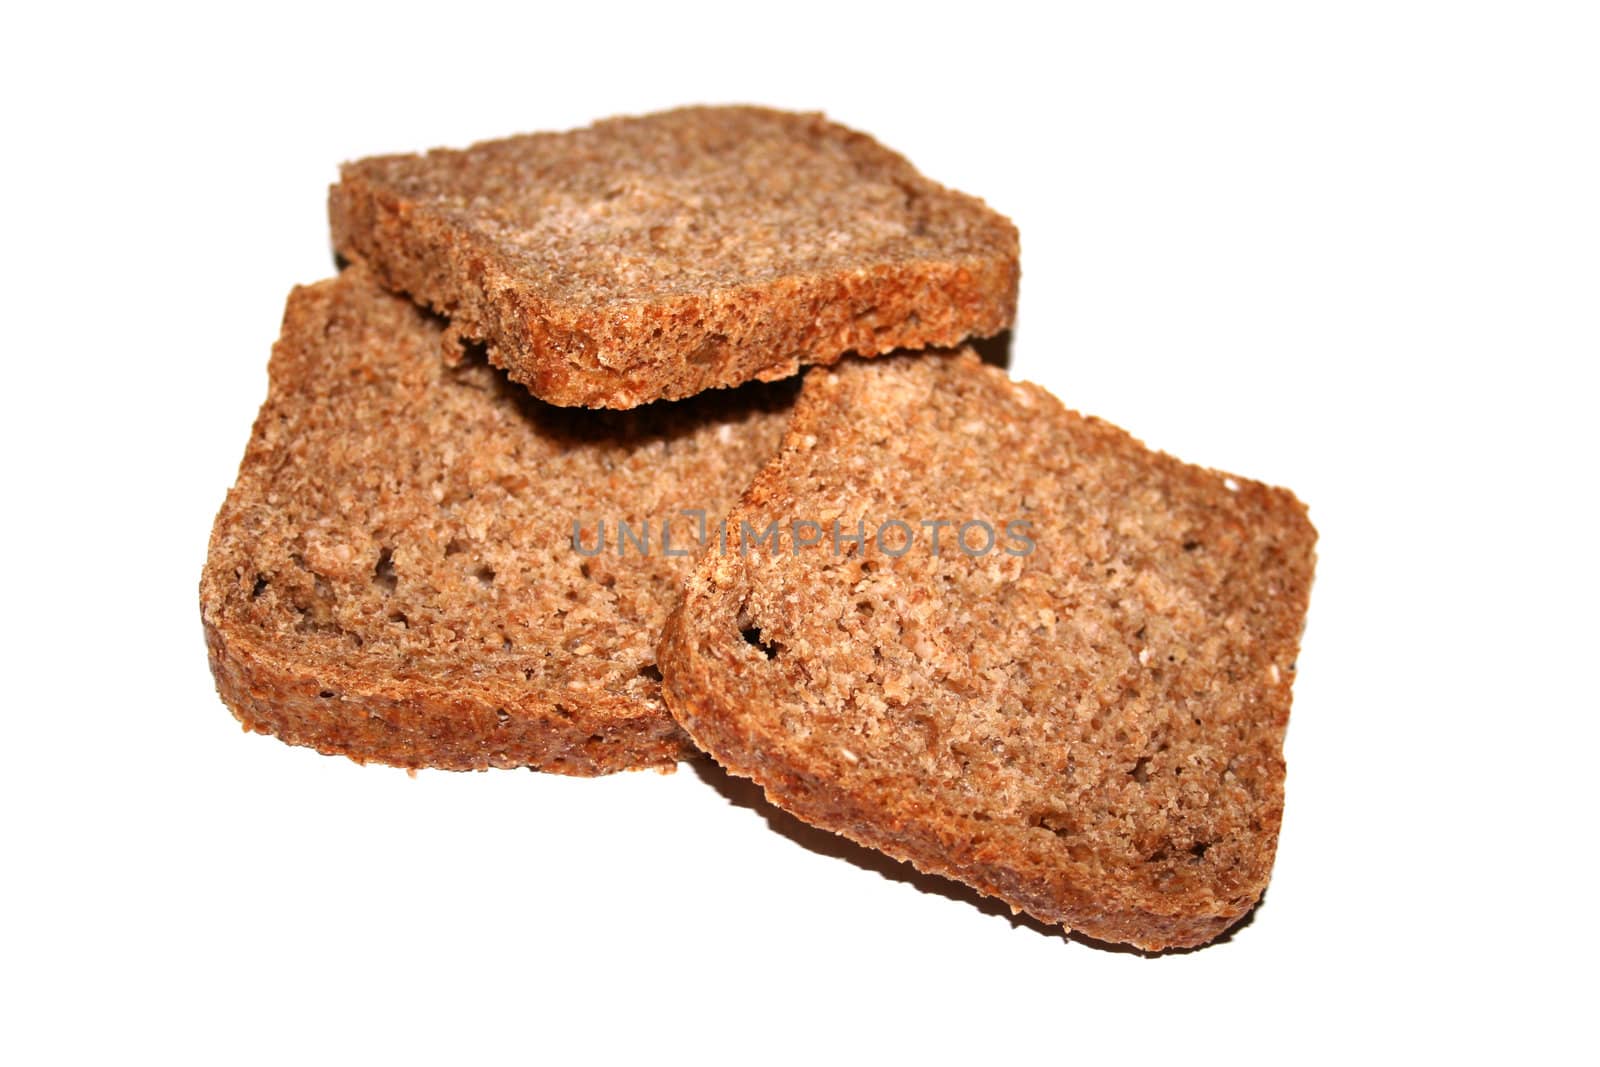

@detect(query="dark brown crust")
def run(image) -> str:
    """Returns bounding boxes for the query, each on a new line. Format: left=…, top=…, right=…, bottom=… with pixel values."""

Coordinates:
left=205, top=615, right=690, bottom=775
left=329, top=106, right=1019, bottom=408
left=201, top=268, right=791, bottom=774
left=658, top=669, right=1240, bottom=946
left=658, top=352, right=1316, bottom=949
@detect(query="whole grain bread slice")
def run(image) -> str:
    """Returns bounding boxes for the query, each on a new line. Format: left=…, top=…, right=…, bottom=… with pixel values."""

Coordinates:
left=329, top=106, right=1019, bottom=409
left=658, top=351, right=1316, bottom=948
left=201, top=266, right=793, bottom=774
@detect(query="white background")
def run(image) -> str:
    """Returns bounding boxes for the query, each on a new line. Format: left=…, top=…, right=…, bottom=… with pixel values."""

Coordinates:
left=5, top=2, right=1595, bottom=1062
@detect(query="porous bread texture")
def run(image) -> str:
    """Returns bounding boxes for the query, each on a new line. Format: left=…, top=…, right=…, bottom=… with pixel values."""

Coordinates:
left=329, top=105, right=1019, bottom=409
left=659, top=351, right=1316, bottom=948
left=201, top=267, right=793, bottom=774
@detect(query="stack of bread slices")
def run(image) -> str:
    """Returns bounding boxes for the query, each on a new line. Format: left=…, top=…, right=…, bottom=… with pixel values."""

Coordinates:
left=202, top=106, right=1316, bottom=951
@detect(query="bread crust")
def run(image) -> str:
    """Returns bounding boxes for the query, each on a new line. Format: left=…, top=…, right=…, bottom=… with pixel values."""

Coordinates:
left=201, top=268, right=792, bottom=773
left=659, top=352, right=1316, bottom=947
left=329, top=106, right=1019, bottom=408
left=203, top=613, right=688, bottom=775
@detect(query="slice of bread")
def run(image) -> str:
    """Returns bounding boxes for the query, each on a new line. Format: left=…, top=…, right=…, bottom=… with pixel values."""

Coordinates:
left=201, top=267, right=793, bottom=774
left=329, top=106, right=1019, bottom=409
left=658, top=351, right=1316, bottom=948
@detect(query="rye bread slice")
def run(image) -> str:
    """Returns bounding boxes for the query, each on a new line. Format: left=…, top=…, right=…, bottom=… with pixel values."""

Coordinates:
left=329, top=106, right=1019, bottom=409
left=201, top=267, right=792, bottom=774
left=658, top=351, right=1316, bottom=948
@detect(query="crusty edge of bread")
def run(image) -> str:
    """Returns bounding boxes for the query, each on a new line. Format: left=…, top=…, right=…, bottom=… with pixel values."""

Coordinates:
left=658, top=557, right=1261, bottom=951
left=201, top=602, right=693, bottom=774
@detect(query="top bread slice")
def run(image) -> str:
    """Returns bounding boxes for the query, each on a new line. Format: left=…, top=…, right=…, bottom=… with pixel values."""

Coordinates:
left=658, top=351, right=1316, bottom=949
left=201, top=266, right=793, bottom=774
left=329, top=106, right=1019, bottom=409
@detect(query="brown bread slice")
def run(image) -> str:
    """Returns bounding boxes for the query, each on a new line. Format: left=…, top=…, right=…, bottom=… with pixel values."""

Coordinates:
left=329, top=106, right=1019, bottom=409
left=201, top=267, right=793, bottom=774
left=658, top=351, right=1316, bottom=948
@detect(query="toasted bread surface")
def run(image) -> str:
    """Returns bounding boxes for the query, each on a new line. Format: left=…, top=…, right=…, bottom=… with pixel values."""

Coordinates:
left=202, top=267, right=792, bottom=773
left=330, top=106, right=1018, bottom=408
left=660, top=351, right=1316, bottom=947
